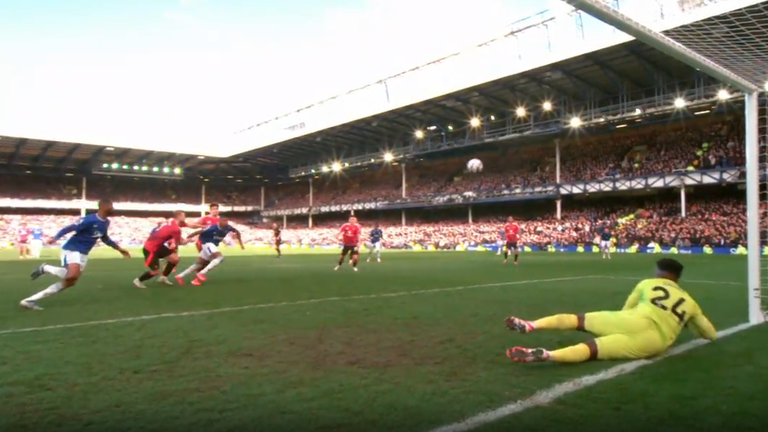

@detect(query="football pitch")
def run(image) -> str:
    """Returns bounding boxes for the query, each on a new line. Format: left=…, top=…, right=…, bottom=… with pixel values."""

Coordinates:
left=0, top=249, right=765, bottom=432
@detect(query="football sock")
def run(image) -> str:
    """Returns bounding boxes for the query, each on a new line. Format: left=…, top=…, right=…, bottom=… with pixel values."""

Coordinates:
left=198, top=256, right=223, bottom=275
left=514, top=253, right=519, bottom=263
left=162, top=262, right=176, bottom=277
left=24, top=282, right=63, bottom=302
left=533, top=314, right=578, bottom=330
left=504, top=251, right=509, bottom=259
left=43, top=264, right=67, bottom=279
left=548, top=343, right=591, bottom=363
left=178, top=264, right=201, bottom=278
left=338, top=256, right=344, bottom=266
left=139, top=271, right=155, bottom=282
left=376, top=250, right=381, bottom=260
left=352, top=258, right=358, bottom=268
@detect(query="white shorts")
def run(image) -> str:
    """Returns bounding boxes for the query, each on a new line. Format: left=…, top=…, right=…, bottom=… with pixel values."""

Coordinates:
left=200, top=243, right=220, bottom=261
left=30, top=239, right=43, bottom=249
left=600, top=240, right=612, bottom=250
left=61, top=250, right=88, bottom=270
left=370, top=242, right=382, bottom=251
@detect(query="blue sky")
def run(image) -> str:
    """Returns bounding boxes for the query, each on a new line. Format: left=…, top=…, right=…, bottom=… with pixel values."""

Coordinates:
left=0, top=0, right=681, bottom=155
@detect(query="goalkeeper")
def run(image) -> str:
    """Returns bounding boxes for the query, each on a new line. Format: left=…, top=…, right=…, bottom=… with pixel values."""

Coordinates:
left=505, top=258, right=718, bottom=363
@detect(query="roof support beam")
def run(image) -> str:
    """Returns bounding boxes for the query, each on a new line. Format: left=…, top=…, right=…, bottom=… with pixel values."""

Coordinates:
left=624, top=46, right=676, bottom=83
left=56, top=145, right=80, bottom=169
left=524, top=74, right=580, bottom=100
left=584, top=53, right=645, bottom=90
left=549, top=66, right=612, bottom=97
left=81, top=146, right=108, bottom=168
left=32, top=142, right=56, bottom=165
left=6, top=138, right=27, bottom=165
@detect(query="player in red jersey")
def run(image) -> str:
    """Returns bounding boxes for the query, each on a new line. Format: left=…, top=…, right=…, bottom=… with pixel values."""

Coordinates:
left=335, top=215, right=361, bottom=272
left=186, top=203, right=221, bottom=252
left=503, top=216, right=521, bottom=265
left=17, top=223, right=30, bottom=259
left=133, top=211, right=191, bottom=288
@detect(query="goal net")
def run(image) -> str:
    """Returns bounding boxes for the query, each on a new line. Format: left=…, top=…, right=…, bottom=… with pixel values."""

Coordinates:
left=563, top=0, right=768, bottom=324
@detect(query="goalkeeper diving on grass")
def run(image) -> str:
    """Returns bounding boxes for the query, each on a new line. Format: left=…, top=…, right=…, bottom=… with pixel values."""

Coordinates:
left=505, top=258, right=718, bottom=363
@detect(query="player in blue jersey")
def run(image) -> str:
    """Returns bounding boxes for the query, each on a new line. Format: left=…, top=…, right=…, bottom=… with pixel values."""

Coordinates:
left=176, top=219, right=243, bottom=286
left=24, top=199, right=130, bottom=310
left=366, top=224, right=384, bottom=263
left=497, top=229, right=505, bottom=255
left=599, top=227, right=613, bottom=260
left=29, top=226, right=45, bottom=258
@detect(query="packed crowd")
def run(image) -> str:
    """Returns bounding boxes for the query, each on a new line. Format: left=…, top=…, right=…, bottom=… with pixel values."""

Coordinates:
left=0, top=193, right=751, bottom=250
left=0, top=117, right=745, bottom=210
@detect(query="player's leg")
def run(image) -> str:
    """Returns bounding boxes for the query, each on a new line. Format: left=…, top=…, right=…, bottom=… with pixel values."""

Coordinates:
left=21, top=252, right=85, bottom=310
left=335, top=248, right=349, bottom=270
left=158, top=250, right=180, bottom=284
left=512, top=244, right=519, bottom=264
left=275, top=241, right=282, bottom=258
left=367, top=243, right=373, bottom=262
left=503, top=242, right=510, bottom=263
left=375, top=242, right=381, bottom=262
left=605, top=241, right=612, bottom=259
left=509, top=330, right=665, bottom=363
left=350, top=248, right=359, bottom=271
left=134, top=248, right=162, bottom=288
left=176, top=247, right=208, bottom=284
left=195, top=245, right=223, bottom=283
left=506, top=310, right=647, bottom=336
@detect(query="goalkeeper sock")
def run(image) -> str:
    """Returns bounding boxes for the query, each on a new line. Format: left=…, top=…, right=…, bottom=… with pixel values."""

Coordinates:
left=548, top=343, right=592, bottom=363
left=533, top=314, right=578, bottom=330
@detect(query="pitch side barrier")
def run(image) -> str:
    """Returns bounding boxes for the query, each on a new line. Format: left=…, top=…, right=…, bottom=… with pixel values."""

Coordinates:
left=472, top=244, right=751, bottom=255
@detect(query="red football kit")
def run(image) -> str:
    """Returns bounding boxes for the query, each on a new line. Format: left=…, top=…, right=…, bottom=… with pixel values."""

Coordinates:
left=18, top=228, right=30, bottom=245
left=145, top=220, right=182, bottom=252
left=195, top=216, right=219, bottom=251
left=340, top=223, right=361, bottom=247
left=504, top=223, right=521, bottom=242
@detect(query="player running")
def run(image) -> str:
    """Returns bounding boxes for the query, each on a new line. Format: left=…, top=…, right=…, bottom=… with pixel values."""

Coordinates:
left=17, top=223, right=30, bottom=259
left=502, top=216, right=521, bottom=265
left=176, top=219, right=244, bottom=285
left=335, top=215, right=361, bottom=272
left=496, top=228, right=504, bottom=256
left=24, top=199, right=130, bottom=310
left=30, top=226, right=45, bottom=258
left=185, top=203, right=221, bottom=252
left=504, top=258, right=717, bottom=363
left=272, top=222, right=282, bottom=258
left=599, top=227, right=613, bottom=260
left=133, top=211, right=190, bottom=289
left=366, top=224, right=383, bottom=263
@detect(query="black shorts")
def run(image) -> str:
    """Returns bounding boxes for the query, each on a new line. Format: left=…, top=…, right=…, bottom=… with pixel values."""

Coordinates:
left=143, top=245, right=173, bottom=270
left=505, top=241, right=518, bottom=250
left=275, top=239, right=282, bottom=247
left=341, top=245, right=359, bottom=256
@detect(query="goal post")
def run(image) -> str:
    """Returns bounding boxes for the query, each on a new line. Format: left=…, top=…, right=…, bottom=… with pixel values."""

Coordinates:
left=563, top=0, right=766, bottom=325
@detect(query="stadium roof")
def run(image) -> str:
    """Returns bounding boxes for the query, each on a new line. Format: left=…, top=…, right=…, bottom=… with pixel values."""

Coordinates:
left=231, top=39, right=718, bottom=168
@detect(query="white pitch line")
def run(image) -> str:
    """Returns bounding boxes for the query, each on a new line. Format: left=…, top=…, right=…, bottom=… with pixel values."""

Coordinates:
left=0, top=275, right=593, bottom=336
left=426, top=322, right=757, bottom=432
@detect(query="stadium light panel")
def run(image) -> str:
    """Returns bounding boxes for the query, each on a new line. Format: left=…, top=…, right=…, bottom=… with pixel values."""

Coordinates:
left=141, top=166, right=149, bottom=171
left=515, top=107, right=527, bottom=117
left=383, top=153, right=394, bottom=162
left=447, top=125, right=453, bottom=131
left=122, top=165, right=129, bottom=169
left=569, top=117, right=582, bottom=128
left=162, top=167, right=170, bottom=173
left=673, top=98, right=686, bottom=108
left=427, top=125, right=437, bottom=131
left=133, top=166, right=139, bottom=170
left=414, top=130, right=424, bottom=139
left=489, top=115, right=495, bottom=121
left=152, top=167, right=159, bottom=172
left=173, top=168, right=182, bottom=174
left=542, top=101, right=553, bottom=111
left=717, top=89, right=731, bottom=100
left=634, top=108, right=643, bottom=115
left=105, top=147, right=114, bottom=151
left=469, top=117, right=481, bottom=127
left=321, top=166, right=330, bottom=172
left=110, top=163, right=119, bottom=169
left=331, top=162, right=342, bottom=172
left=102, top=163, right=109, bottom=168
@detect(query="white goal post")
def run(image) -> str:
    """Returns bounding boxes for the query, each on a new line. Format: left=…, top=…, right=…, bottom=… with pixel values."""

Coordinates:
left=563, top=0, right=766, bottom=324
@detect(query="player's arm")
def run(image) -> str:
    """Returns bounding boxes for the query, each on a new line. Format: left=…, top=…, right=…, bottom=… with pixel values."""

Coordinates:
left=186, top=229, right=204, bottom=239
left=621, top=282, right=644, bottom=311
left=231, top=227, right=245, bottom=249
left=101, top=233, right=130, bottom=258
left=49, top=222, right=79, bottom=244
left=688, top=311, right=718, bottom=341
left=174, top=227, right=192, bottom=245
left=185, top=220, right=206, bottom=229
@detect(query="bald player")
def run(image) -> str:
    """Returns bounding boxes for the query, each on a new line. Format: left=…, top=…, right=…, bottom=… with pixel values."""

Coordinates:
left=505, top=258, right=717, bottom=363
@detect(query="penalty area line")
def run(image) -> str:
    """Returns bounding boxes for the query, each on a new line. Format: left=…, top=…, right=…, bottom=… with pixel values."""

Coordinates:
left=0, top=275, right=594, bottom=336
left=425, top=322, right=756, bottom=432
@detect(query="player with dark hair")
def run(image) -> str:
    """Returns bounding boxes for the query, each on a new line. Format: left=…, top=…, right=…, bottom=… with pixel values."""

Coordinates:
left=272, top=222, right=282, bottom=258
left=186, top=203, right=221, bottom=252
left=367, top=224, right=383, bottom=263
left=599, top=227, right=613, bottom=259
left=335, top=215, right=361, bottom=272
left=504, top=258, right=717, bottom=363
left=25, top=199, right=130, bottom=310
left=176, top=219, right=244, bottom=285
left=502, top=216, right=521, bottom=265
left=134, top=211, right=190, bottom=289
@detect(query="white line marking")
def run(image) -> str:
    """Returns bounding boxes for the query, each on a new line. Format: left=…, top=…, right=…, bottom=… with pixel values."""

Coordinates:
left=0, top=276, right=593, bottom=336
left=596, top=276, right=744, bottom=286
left=426, top=322, right=757, bottom=432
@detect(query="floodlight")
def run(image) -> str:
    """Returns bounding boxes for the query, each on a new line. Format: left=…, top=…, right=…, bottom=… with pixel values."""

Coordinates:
left=717, top=89, right=731, bottom=100
left=489, top=115, right=495, bottom=121
left=515, top=107, right=527, bottom=117
left=162, top=167, right=170, bottom=173
left=331, top=162, right=342, bottom=172
left=469, top=117, right=481, bottom=127
left=141, top=166, right=149, bottom=171
left=447, top=125, right=454, bottom=131
left=414, top=130, right=424, bottom=139
left=673, top=98, right=686, bottom=108
left=321, top=166, right=330, bottom=172
left=152, top=167, right=160, bottom=172
left=384, top=153, right=394, bottom=162
left=173, top=168, right=182, bottom=174
left=133, top=166, right=139, bottom=170
left=111, top=163, right=119, bottom=169
left=102, top=163, right=109, bottom=168
left=569, top=117, right=582, bottom=128
left=542, top=101, right=553, bottom=111
left=634, top=108, right=643, bottom=115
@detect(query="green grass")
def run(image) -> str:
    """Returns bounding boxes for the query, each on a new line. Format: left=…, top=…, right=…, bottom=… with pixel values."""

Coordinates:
left=0, top=249, right=764, bottom=432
